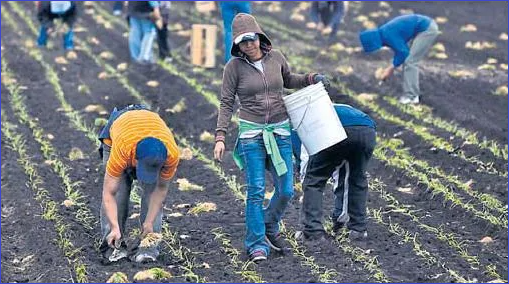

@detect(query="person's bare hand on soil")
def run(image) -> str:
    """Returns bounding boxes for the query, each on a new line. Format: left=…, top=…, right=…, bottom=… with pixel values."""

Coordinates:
left=107, top=228, right=122, bottom=248
left=214, top=142, right=225, bottom=162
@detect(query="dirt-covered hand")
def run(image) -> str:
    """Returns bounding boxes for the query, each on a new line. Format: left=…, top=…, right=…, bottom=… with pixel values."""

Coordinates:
left=313, top=74, right=331, bottom=91
left=381, top=66, right=394, bottom=81
left=141, top=222, right=154, bottom=239
left=214, top=142, right=225, bottom=162
left=106, top=228, right=122, bottom=249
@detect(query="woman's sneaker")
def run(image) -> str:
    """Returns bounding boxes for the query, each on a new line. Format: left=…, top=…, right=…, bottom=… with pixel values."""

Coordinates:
left=249, top=249, right=267, bottom=262
left=265, top=233, right=286, bottom=252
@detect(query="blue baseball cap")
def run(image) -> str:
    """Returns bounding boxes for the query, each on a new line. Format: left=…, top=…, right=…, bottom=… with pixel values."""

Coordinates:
left=359, top=29, right=382, bottom=53
left=135, top=137, right=167, bottom=184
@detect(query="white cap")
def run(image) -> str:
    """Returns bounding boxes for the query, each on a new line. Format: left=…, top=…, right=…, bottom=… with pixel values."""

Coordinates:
left=234, top=32, right=257, bottom=44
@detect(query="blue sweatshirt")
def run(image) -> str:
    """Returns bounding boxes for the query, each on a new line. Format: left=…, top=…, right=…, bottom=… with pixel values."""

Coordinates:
left=291, top=104, right=376, bottom=159
left=379, top=14, right=432, bottom=67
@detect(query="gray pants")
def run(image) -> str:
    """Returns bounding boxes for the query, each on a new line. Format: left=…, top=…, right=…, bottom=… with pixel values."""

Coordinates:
left=99, top=144, right=162, bottom=252
left=403, top=20, right=440, bottom=99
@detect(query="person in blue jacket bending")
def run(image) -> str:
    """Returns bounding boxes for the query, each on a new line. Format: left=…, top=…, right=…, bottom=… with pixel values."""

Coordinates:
left=292, top=104, right=376, bottom=242
left=359, top=14, right=440, bottom=105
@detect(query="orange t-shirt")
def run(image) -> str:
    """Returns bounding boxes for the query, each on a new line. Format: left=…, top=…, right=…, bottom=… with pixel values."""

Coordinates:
left=103, top=110, right=180, bottom=180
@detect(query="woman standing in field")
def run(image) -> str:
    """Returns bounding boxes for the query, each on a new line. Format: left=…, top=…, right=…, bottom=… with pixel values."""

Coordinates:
left=213, top=13, right=329, bottom=262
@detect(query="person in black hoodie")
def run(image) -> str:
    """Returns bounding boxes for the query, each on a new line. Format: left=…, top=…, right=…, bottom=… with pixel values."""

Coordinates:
left=156, top=1, right=172, bottom=62
left=292, top=104, right=376, bottom=243
left=36, top=1, right=78, bottom=50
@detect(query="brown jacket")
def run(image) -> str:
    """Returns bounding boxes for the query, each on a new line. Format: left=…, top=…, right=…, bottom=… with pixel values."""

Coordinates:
left=216, top=13, right=315, bottom=136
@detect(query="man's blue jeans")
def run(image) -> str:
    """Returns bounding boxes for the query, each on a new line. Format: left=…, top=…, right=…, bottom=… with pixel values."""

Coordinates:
left=219, top=1, right=251, bottom=63
left=128, top=17, right=156, bottom=63
left=99, top=144, right=163, bottom=255
left=237, top=134, right=294, bottom=255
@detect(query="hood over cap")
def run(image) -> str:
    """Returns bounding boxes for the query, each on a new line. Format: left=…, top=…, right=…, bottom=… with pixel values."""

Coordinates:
left=231, top=13, right=272, bottom=58
left=359, top=29, right=382, bottom=53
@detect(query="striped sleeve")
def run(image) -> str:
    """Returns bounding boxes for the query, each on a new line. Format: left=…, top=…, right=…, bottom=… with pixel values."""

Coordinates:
left=160, top=155, right=179, bottom=180
left=160, top=137, right=180, bottom=180
left=106, top=144, right=129, bottom=178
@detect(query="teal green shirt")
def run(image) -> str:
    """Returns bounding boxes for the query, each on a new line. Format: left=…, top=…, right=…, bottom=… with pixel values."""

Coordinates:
left=234, top=120, right=291, bottom=176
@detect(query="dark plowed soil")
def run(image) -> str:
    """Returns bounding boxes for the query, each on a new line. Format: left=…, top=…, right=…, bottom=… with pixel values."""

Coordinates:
left=1, top=1, right=507, bottom=283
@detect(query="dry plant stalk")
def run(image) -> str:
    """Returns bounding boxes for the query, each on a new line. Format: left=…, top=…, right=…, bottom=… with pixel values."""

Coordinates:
left=139, top=232, right=163, bottom=248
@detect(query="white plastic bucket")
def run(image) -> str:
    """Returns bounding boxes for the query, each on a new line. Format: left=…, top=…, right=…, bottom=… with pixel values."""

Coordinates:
left=283, top=82, right=347, bottom=155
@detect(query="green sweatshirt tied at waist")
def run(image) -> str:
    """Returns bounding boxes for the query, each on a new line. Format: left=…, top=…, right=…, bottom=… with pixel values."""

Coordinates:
left=233, top=120, right=291, bottom=176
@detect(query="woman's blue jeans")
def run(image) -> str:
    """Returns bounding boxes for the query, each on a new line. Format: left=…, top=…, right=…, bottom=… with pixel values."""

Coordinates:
left=237, top=134, right=294, bottom=255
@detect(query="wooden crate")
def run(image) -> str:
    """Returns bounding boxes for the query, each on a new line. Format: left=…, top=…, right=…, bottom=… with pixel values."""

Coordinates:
left=191, top=24, right=217, bottom=68
left=195, top=1, right=216, bottom=14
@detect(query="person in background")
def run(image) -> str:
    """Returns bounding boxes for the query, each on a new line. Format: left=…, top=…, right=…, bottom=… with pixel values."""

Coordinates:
left=293, top=104, right=376, bottom=242
left=306, top=1, right=346, bottom=42
left=359, top=14, right=440, bottom=104
left=127, top=1, right=162, bottom=64
left=156, top=1, right=172, bottom=62
left=36, top=1, right=78, bottom=50
left=112, top=1, right=123, bottom=16
left=98, top=104, right=180, bottom=263
left=213, top=13, right=330, bottom=262
left=218, top=1, right=251, bottom=63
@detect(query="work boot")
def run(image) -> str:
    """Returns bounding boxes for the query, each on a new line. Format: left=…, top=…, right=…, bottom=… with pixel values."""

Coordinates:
left=332, top=214, right=350, bottom=232
left=101, top=241, right=129, bottom=264
left=134, top=246, right=159, bottom=263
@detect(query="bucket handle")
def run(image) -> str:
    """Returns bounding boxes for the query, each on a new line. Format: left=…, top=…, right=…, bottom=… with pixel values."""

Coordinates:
left=292, top=95, right=312, bottom=131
